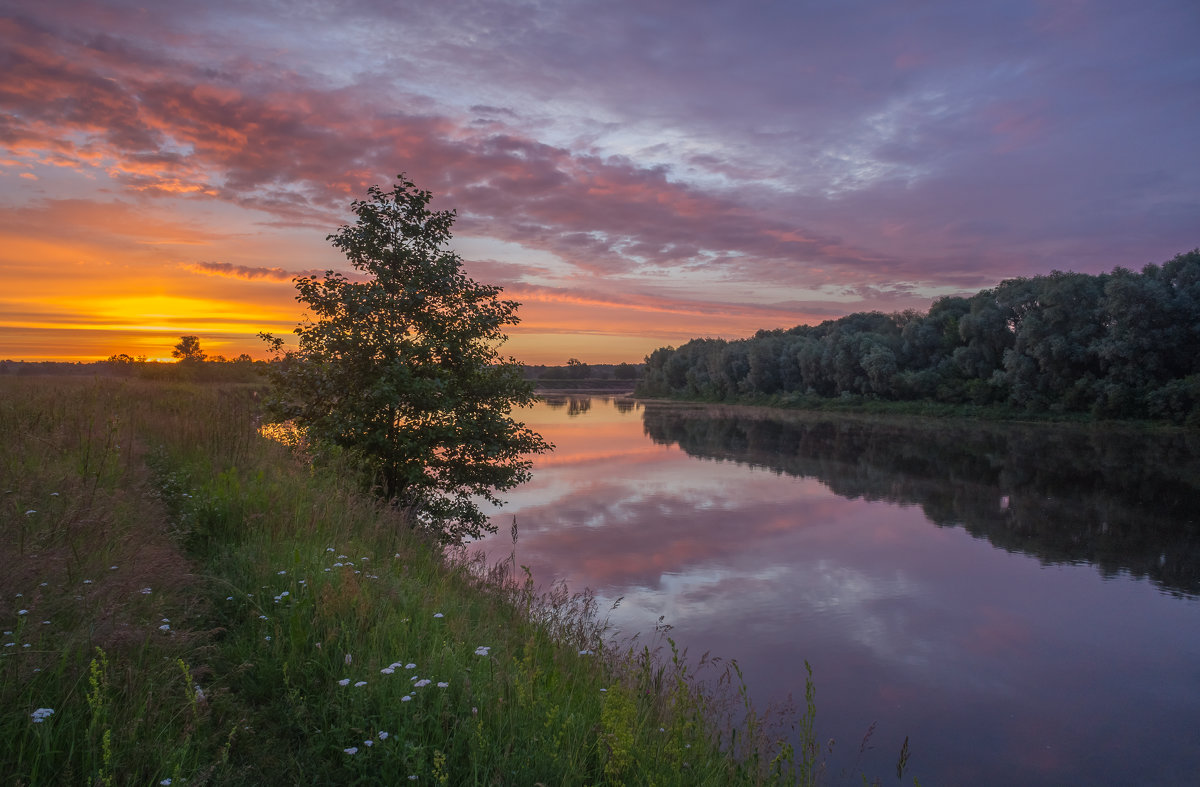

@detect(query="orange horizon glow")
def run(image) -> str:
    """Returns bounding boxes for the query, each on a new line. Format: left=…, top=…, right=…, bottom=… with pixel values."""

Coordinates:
left=1, top=227, right=832, bottom=364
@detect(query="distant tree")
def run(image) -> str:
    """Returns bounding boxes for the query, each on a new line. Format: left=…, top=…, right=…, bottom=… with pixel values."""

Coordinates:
left=261, top=176, right=551, bottom=542
left=613, top=362, right=640, bottom=380
left=106, top=353, right=136, bottom=377
left=172, top=335, right=207, bottom=363
left=565, top=357, right=590, bottom=379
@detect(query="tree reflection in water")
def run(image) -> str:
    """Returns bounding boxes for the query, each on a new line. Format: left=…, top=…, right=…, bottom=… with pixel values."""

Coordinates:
left=639, top=403, right=1200, bottom=598
left=643, top=405, right=1200, bottom=597
left=472, top=397, right=1200, bottom=786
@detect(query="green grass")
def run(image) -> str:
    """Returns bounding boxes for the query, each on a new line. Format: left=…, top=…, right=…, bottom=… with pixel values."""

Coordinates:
left=1, top=376, right=828, bottom=785
left=640, top=389, right=1191, bottom=431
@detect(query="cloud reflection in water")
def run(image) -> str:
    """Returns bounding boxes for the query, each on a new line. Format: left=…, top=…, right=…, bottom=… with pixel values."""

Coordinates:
left=472, top=397, right=1200, bottom=786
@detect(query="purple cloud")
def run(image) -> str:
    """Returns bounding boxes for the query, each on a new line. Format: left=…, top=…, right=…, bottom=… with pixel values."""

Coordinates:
left=1, top=0, right=1197, bottom=360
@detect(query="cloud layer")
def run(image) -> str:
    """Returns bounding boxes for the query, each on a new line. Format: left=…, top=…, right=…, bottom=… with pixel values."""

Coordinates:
left=1, top=0, right=1197, bottom=361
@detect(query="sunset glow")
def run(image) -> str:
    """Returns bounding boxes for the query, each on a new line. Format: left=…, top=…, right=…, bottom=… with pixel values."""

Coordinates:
left=2, top=1, right=1196, bottom=364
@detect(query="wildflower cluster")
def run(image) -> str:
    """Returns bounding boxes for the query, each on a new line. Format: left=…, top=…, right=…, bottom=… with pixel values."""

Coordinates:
left=332, top=639, right=480, bottom=760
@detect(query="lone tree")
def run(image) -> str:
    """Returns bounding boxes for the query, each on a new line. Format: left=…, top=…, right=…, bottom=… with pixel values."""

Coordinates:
left=261, top=176, right=551, bottom=542
left=172, top=335, right=207, bottom=363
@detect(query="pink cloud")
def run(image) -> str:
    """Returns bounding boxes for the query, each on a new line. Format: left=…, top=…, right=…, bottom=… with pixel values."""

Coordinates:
left=0, top=11, right=897, bottom=289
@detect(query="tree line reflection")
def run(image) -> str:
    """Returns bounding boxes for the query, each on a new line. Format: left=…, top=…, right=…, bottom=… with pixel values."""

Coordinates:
left=639, top=404, right=1200, bottom=598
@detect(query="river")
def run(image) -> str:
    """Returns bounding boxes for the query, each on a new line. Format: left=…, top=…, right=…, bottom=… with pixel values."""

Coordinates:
left=471, top=396, right=1200, bottom=785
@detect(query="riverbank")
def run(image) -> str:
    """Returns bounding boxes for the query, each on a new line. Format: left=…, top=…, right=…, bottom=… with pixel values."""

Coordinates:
left=633, top=389, right=1194, bottom=431
left=1, top=377, right=816, bottom=785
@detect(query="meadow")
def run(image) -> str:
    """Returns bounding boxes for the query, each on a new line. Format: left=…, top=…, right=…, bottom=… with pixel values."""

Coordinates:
left=0, top=376, right=820, bottom=786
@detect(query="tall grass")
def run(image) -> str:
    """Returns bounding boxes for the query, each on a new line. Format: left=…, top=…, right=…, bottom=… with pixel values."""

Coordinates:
left=1, top=376, right=846, bottom=785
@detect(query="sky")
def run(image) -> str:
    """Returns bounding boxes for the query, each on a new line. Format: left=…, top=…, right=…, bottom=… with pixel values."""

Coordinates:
left=1, top=0, right=1197, bottom=364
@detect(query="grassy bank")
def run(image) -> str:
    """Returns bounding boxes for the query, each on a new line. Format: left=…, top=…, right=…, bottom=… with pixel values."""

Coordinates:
left=1, top=377, right=819, bottom=785
left=637, top=389, right=1191, bottom=430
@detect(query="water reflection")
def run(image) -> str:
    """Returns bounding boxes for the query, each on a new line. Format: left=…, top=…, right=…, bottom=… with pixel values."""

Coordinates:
left=472, top=397, right=1200, bottom=786
left=541, top=394, right=594, bottom=417
left=639, top=403, right=1200, bottom=598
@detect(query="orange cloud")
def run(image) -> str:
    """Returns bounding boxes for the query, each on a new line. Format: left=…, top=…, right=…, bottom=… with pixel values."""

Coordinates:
left=0, top=11, right=944, bottom=364
left=184, top=261, right=325, bottom=282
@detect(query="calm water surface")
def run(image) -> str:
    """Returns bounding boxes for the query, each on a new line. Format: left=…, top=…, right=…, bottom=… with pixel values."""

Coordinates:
left=472, top=397, right=1200, bottom=785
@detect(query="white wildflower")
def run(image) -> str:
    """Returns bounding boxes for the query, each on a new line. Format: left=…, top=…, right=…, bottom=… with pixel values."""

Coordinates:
left=17, top=610, right=27, bottom=616
left=474, top=646, right=490, bottom=656
left=401, top=695, right=412, bottom=702
left=414, top=679, right=431, bottom=688
left=381, top=667, right=394, bottom=675
left=433, top=612, right=444, bottom=618
left=344, top=747, right=358, bottom=755
left=354, top=681, right=367, bottom=687
left=378, top=731, right=389, bottom=740
left=337, top=678, right=350, bottom=686
left=140, top=588, right=152, bottom=594
left=31, top=708, right=54, bottom=723
left=437, top=682, right=448, bottom=688
left=405, top=662, right=416, bottom=669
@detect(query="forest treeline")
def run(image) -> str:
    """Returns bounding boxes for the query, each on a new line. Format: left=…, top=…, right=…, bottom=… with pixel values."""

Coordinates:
left=637, top=250, right=1200, bottom=423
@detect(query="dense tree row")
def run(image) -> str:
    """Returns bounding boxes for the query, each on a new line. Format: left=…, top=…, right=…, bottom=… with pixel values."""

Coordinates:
left=637, top=250, right=1200, bottom=423
left=524, top=361, right=643, bottom=381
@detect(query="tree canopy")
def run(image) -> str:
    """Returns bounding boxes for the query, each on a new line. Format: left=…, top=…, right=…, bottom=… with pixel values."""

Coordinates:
left=637, top=249, right=1200, bottom=424
left=172, top=335, right=207, bottom=363
left=262, top=176, right=551, bottom=542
